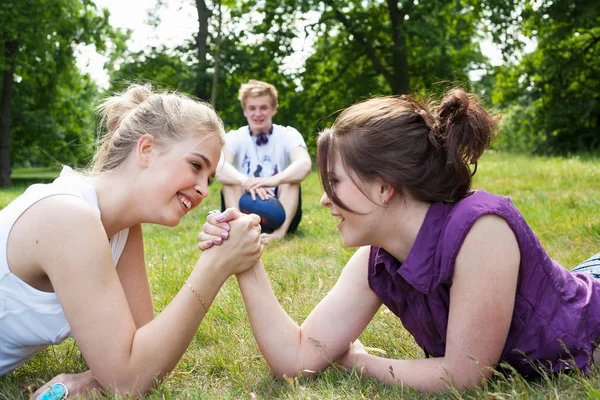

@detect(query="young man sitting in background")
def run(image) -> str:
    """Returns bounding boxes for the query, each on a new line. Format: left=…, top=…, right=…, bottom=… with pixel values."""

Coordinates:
left=217, top=79, right=312, bottom=243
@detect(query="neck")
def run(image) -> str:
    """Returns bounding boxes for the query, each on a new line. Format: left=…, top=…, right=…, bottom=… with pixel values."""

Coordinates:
left=373, top=200, right=431, bottom=263
left=250, top=124, right=273, bottom=136
left=90, top=169, right=141, bottom=237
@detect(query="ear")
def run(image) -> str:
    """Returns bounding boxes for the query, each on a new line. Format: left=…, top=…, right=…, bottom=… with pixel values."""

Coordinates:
left=136, top=134, right=155, bottom=168
left=378, top=180, right=396, bottom=205
left=272, top=105, right=278, bottom=117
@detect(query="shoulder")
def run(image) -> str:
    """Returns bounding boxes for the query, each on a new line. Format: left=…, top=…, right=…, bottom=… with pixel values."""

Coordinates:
left=14, top=195, right=107, bottom=268
left=273, top=125, right=307, bottom=150
left=338, top=246, right=371, bottom=286
left=224, top=126, right=250, bottom=144
left=29, top=195, right=104, bottom=237
left=452, top=190, right=511, bottom=218
left=433, top=191, right=522, bottom=278
left=226, top=126, right=249, bottom=138
left=454, top=213, right=520, bottom=281
left=442, top=190, right=515, bottom=243
left=274, top=124, right=302, bottom=137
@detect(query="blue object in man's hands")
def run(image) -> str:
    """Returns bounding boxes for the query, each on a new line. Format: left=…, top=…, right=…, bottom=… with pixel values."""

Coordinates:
left=239, top=192, right=286, bottom=232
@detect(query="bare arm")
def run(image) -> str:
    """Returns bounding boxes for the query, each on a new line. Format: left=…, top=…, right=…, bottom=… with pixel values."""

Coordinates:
left=340, top=215, right=520, bottom=392
left=269, top=146, right=312, bottom=185
left=116, top=223, right=154, bottom=328
left=34, top=224, right=155, bottom=397
left=26, top=196, right=262, bottom=396
left=236, top=246, right=381, bottom=377
left=216, top=149, right=248, bottom=186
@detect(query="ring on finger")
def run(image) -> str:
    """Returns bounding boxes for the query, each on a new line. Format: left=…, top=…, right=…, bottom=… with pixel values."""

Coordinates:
left=207, top=209, right=221, bottom=217
left=37, top=382, right=68, bottom=400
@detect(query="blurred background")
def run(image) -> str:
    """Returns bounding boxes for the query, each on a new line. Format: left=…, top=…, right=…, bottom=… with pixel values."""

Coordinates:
left=0, top=0, right=598, bottom=187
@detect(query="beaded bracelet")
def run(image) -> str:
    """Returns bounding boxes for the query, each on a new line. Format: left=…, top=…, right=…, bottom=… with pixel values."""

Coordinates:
left=186, top=281, right=208, bottom=313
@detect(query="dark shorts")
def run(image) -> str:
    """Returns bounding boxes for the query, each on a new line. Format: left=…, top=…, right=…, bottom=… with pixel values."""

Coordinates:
left=220, top=187, right=302, bottom=234
left=571, top=252, right=600, bottom=278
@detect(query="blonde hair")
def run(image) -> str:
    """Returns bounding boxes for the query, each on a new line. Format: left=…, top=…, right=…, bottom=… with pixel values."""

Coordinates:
left=237, top=79, right=278, bottom=109
left=93, top=84, right=225, bottom=172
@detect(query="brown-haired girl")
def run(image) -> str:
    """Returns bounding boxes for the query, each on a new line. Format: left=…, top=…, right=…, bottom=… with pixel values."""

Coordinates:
left=0, top=84, right=263, bottom=398
left=202, top=88, right=600, bottom=392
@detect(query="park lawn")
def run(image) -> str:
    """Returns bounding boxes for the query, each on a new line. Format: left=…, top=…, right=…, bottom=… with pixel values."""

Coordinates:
left=1, top=152, right=600, bottom=399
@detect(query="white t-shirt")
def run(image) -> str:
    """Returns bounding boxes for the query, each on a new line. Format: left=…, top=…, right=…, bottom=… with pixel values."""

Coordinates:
left=224, top=124, right=307, bottom=179
left=0, top=167, right=129, bottom=376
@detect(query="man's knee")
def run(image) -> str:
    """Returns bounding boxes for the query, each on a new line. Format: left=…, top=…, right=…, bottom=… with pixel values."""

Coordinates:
left=276, top=184, right=302, bottom=234
left=221, top=184, right=244, bottom=210
left=276, top=183, right=300, bottom=199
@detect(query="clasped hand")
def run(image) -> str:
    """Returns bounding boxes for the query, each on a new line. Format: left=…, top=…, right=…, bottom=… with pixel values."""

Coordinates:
left=198, top=209, right=262, bottom=274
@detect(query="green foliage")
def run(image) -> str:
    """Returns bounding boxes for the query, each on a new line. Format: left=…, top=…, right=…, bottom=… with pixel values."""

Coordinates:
left=1, top=153, right=600, bottom=398
left=106, top=0, right=497, bottom=157
left=276, top=0, right=491, bottom=146
left=4, top=0, right=599, bottom=172
left=109, top=46, right=198, bottom=94
left=0, top=0, right=118, bottom=168
left=491, top=1, right=600, bottom=154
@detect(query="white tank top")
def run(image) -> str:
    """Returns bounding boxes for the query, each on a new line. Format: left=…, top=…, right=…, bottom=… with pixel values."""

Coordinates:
left=0, top=167, right=129, bottom=375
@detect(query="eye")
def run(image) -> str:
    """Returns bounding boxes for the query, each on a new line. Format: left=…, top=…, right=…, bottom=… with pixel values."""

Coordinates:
left=329, top=178, right=339, bottom=188
left=207, top=173, right=216, bottom=186
left=191, top=161, right=202, bottom=171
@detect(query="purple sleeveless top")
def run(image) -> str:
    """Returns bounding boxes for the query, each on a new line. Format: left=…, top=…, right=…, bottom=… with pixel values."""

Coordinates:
left=368, top=190, right=600, bottom=375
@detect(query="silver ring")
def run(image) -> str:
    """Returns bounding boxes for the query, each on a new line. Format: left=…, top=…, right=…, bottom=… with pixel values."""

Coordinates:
left=37, top=382, right=68, bottom=400
left=207, top=209, right=221, bottom=217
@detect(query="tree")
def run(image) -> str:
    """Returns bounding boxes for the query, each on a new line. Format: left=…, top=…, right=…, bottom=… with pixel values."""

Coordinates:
left=255, top=0, right=492, bottom=147
left=0, top=0, right=114, bottom=186
left=492, top=0, right=600, bottom=153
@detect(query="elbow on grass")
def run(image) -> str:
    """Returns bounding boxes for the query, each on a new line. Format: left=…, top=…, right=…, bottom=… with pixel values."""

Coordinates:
left=95, top=370, right=163, bottom=398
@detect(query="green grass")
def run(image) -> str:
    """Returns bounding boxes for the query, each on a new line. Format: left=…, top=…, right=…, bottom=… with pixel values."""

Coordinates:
left=2, top=153, right=600, bottom=399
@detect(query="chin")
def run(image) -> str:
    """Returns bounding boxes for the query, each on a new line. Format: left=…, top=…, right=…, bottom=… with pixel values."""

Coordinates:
left=340, top=235, right=363, bottom=248
left=157, top=214, right=182, bottom=227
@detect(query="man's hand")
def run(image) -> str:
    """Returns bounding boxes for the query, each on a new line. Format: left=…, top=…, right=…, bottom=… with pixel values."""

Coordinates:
left=243, top=177, right=278, bottom=200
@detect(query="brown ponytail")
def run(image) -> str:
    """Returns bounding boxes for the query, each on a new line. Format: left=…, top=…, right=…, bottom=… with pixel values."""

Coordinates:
left=317, top=88, right=499, bottom=211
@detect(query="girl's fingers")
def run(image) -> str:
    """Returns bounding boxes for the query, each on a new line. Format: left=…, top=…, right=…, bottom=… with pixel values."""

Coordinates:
left=246, top=213, right=262, bottom=226
left=218, top=207, right=243, bottom=222
left=201, top=221, right=229, bottom=239
left=197, top=232, right=223, bottom=250
left=197, top=239, right=213, bottom=251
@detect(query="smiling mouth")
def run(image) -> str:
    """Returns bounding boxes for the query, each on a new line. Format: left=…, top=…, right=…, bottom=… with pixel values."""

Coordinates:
left=178, top=193, right=192, bottom=210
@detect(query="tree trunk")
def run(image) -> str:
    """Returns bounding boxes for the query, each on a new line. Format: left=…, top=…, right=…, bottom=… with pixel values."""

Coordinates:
left=210, top=0, right=222, bottom=107
left=0, top=40, right=17, bottom=188
left=195, top=0, right=211, bottom=100
left=386, top=0, right=410, bottom=94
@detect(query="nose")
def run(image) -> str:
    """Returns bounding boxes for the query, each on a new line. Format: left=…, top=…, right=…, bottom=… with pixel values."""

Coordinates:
left=195, top=180, right=209, bottom=200
left=320, top=192, right=331, bottom=208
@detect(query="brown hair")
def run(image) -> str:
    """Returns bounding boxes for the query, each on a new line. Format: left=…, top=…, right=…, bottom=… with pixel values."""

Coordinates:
left=238, top=79, right=278, bottom=109
left=317, top=88, right=499, bottom=212
left=92, top=83, right=225, bottom=172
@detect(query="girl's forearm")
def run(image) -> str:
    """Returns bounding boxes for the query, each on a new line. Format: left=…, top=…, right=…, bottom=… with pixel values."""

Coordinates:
left=352, top=353, right=485, bottom=393
left=96, top=254, right=229, bottom=395
left=236, top=262, right=306, bottom=377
